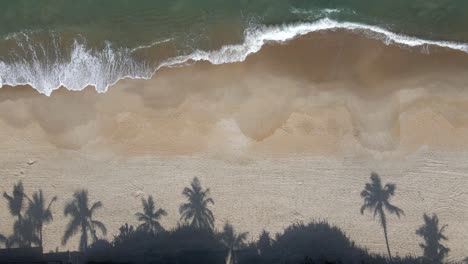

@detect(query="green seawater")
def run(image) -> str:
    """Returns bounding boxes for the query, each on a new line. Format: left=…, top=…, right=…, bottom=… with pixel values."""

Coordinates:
left=1, top=0, right=468, bottom=47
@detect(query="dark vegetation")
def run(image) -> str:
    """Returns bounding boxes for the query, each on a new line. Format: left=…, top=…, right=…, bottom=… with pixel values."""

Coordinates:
left=0, top=174, right=464, bottom=264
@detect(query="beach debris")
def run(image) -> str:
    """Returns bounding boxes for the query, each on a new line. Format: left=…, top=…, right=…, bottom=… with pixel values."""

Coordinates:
left=133, top=190, right=145, bottom=198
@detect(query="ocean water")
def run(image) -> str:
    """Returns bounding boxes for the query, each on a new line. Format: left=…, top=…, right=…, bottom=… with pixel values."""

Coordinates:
left=1, top=0, right=468, bottom=95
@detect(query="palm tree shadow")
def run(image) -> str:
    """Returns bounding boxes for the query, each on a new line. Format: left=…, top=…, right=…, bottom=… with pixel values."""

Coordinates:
left=135, top=195, right=167, bottom=234
left=179, top=177, right=215, bottom=230
left=2, top=181, right=25, bottom=248
left=416, top=213, right=449, bottom=264
left=86, top=178, right=223, bottom=263
left=0, top=182, right=59, bottom=264
left=360, top=172, right=404, bottom=261
left=2, top=181, right=39, bottom=248
left=25, top=190, right=57, bottom=252
left=3, top=181, right=24, bottom=222
left=62, top=190, right=107, bottom=252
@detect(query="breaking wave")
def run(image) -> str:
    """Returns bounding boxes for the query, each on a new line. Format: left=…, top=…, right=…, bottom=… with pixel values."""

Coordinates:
left=1, top=18, right=468, bottom=96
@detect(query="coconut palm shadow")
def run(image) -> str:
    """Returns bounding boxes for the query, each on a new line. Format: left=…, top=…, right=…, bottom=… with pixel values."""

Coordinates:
left=1, top=182, right=57, bottom=254
left=3, top=181, right=24, bottom=222
left=416, top=213, right=449, bottom=264
left=83, top=175, right=427, bottom=264
left=179, top=177, right=215, bottom=230
left=2, top=181, right=38, bottom=248
left=86, top=179, right=224, bottom=264
left=135, top=195, right=167, bottom=234
left=25, top=190, right=57, bottom=252
left=2, top=181, right=26, bottom=248
left=360, top=172, right=404, bottom=261
left=62, top=190, right=107, bottom=252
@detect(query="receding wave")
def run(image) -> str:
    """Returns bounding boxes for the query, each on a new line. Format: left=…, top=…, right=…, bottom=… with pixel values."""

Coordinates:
left=0, top=33, right=154, bottom=95
left=1, top=18, right=468, bottom=96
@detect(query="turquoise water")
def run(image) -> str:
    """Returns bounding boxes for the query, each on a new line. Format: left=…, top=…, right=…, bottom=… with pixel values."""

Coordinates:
left=1, top=0, right=468, bottom=94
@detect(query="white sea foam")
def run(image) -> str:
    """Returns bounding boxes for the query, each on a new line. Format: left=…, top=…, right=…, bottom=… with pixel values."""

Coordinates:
left=130, top=38, right=174, bottom=53
left=0, top=34, right=156, bottom=95
left=290, top=7, right=343, bottom=16
left=163, top=18, right=468, bottom=67
left=1, top=18, right=468, bottom=95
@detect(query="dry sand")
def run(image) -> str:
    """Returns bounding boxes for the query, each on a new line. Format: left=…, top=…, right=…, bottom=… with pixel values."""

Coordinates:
left=1, top=31, right=467, bottom=260
left=1, top=141, right=467, bottom=261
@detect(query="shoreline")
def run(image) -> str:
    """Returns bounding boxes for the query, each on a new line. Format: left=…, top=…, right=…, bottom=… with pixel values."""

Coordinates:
left=2, top=25, right=468, bottom=96
left=1, top=28, right=467, bottom=262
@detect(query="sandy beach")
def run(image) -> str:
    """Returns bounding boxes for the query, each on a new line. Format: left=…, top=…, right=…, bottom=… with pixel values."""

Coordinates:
left=1, top=31, right=468, bottom=261
left=1, top=141, right=467, bottom=260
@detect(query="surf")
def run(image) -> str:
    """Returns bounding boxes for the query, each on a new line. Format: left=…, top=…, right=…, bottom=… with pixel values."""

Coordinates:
left=1, top=18, right=468, bottom=96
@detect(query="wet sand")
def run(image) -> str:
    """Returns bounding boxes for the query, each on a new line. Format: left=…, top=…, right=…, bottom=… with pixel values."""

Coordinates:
left=0, top=31, right=467, bottom=260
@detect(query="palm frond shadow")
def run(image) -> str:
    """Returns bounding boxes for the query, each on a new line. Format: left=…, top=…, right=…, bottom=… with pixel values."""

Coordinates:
left=62, top=190, right=106, bottom=252
left=360, top=172, right=404, bottom=261
left=179, top=177, right=215, bottom=231
left=1, top=181, right=57, bottom=250
left=416, top=213, right=449, bottom=264
left=1, top=174, right=459, bottom=264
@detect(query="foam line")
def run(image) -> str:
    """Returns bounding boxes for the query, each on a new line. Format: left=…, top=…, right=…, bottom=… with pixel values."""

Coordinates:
left=1, top=18, right=467, bottom=95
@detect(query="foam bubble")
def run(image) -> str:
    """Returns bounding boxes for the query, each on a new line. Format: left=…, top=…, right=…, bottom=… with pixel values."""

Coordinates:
left=1, top=18, right=468, bottom=95
left=164, top=18, right=468, bottom=68
left=0, top=35, right=153, bottom=96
